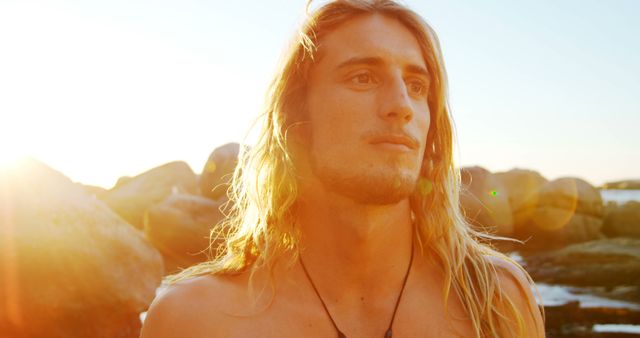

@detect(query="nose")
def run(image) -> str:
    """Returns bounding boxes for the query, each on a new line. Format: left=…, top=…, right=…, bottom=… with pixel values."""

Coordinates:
left=379, top=75, right=414, bottom=123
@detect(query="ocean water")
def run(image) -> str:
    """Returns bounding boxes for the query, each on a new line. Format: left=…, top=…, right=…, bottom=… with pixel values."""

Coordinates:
left=536, top=283, right=640, bottom=310
left=601, top=189, right=640, bottom=204
left=593, top=324, right=640, bottom=334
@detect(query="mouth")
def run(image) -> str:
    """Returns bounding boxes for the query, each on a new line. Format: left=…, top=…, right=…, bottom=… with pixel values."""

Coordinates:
left=368, top=133, right=419, bottom=151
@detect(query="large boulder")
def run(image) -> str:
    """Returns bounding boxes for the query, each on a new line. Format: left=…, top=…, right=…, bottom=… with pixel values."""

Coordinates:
left=459, top=166, right=514, bottom=236
left=76, top=183, right=108, bottom=198
left=524, top=238, right=640, bottom=288
left=603, top=201, right=640, bottom=238
left=522, top=177, right=605, bottom=247
left=0, top=159, right=163, bottom=338
left=144, top=194, right=227, bottom=274
left=494, top=168, right=548, bottom=232
left=114, top=175, right=133, bottom=188
left=200, top=143, right=239, bottom=200
left=101, top=161, right=198, bottom=229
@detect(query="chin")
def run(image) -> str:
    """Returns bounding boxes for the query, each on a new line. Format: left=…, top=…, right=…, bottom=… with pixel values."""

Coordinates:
left=315, top=165, right=418, bottom=205
left=343, top=182, right=415, bottom=205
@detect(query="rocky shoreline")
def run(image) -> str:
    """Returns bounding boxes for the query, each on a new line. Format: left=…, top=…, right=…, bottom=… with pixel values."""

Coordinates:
left=1, top=143, right=639, bottom=337
left=602, top=180, right=640, bottom=190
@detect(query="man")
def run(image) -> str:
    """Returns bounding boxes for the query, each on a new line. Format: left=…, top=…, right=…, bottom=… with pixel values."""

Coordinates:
left=141, top=1, right=545, bottom=337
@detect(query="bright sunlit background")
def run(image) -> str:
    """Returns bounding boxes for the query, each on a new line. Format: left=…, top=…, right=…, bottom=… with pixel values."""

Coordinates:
left=1, top=0, right=638, bottom=188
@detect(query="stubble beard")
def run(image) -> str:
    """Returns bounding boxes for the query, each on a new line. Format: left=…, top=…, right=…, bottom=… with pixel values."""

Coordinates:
left=310, top=154, right=419, bottom=205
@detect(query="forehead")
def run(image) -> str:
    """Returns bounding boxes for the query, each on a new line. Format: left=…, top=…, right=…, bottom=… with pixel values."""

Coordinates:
left=314, top=13, right=427, bottom=71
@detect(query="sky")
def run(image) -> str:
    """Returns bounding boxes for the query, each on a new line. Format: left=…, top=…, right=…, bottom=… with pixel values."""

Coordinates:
left=0, top=0, right=638, bottom=188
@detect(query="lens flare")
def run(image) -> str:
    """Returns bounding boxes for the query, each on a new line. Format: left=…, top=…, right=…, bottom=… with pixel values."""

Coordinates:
left=532, top=178, right=578, bottom=231
left=417, top=178, right=433, bottom=195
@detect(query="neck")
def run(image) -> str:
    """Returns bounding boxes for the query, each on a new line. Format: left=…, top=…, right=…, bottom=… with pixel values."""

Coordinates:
left=295, top=189, right=414, bottom=298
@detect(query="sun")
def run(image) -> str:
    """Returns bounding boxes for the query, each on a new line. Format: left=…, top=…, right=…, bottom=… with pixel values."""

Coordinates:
left=0, top=115, right=33, bottom=171
left=0, top=146, right=30, bottom=171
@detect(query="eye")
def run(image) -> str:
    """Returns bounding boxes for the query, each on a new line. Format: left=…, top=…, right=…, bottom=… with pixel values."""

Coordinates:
left=407, top=79, right=428, bottom=97
left=349, top=71, right=376, bottom=85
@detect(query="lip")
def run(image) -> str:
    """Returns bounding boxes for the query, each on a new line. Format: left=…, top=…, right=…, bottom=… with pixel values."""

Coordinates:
left=368, top=133, right=419, bottom=151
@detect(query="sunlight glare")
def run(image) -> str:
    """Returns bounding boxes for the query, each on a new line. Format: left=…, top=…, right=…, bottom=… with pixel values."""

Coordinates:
left=0, top=161, right=24, bottom=329
left=0, top=146, right=30, bottom=172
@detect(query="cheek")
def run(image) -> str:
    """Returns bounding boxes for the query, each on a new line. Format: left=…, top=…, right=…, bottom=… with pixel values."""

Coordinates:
left=421, top=110, right=431, bottom=136
left=413, top=103, right=431, bottom=150
left=308, top=85, right=372, bottom=146
left=415, top=102, right=431, bottom=130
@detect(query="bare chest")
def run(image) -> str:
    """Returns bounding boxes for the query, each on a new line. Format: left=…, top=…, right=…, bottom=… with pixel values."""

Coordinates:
left=194, top=288, right=474, bottom=338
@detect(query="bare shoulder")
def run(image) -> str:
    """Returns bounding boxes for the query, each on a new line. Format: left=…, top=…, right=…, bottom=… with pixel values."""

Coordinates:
left=486, top=255, right=546, bottom=337
left=140, top=273, right=245, bottom=338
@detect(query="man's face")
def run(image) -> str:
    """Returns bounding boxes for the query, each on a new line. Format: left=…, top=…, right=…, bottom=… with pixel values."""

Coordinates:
left=304, top=13, right=431, bottom=205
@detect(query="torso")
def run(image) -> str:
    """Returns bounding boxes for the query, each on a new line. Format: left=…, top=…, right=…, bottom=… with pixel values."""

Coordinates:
left=165, top=253, right=475, bottom=338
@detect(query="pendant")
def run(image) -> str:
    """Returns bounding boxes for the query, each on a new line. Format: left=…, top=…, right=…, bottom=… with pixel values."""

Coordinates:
left=385, top=329, right=393, bottom=338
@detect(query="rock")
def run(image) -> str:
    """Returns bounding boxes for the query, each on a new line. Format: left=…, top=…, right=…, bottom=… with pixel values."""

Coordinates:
left=544, top=300, right=640, bottom=337
left=114, top=176, right=133, bottom=188
left=521, top=177, right=605, bottom=247
left=606, top=286, right=640, bottom=304
left=540, top=178, right=604, bottom=217
left=76, top=183, right=108, bottom=198
left=602, top=179, right=640, bottom=190
left=200, top=143, right=239, bottom=200
left=494, top=168, right=548, bottom=232
left=459, top=166, right=514, bottom=236
left=524, top=238, right=640, bottom=287
left=144, top=194, right=227, bottom=274
left=101, top=161, right=198, bottom=229
left=603, top=201, right=640, bottom=238
left=0, top=158, right=163, bottom=338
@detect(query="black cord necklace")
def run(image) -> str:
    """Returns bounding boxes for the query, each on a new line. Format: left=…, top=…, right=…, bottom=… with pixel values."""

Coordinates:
left=299, top=240, right=414, bottom=338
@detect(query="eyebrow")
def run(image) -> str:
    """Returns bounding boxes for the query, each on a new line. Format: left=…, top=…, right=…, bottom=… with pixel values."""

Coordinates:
left=335, top=56, right=430, bottom=79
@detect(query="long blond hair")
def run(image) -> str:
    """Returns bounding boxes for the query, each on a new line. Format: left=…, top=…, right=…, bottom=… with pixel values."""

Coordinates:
left=171, top=1, right=540, bottom=336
